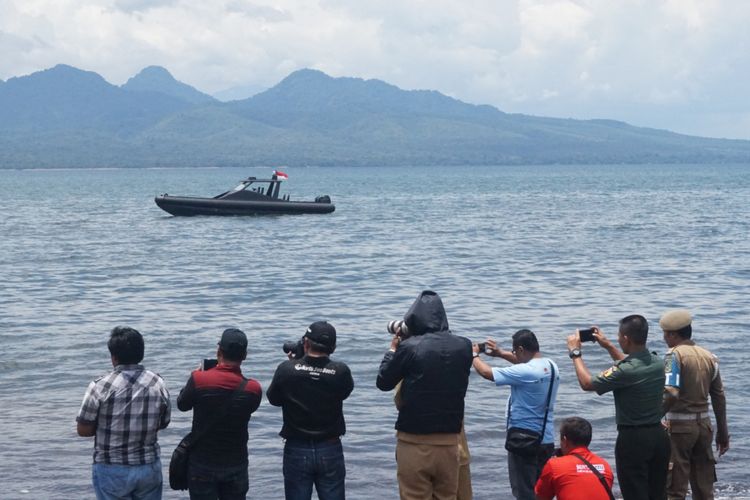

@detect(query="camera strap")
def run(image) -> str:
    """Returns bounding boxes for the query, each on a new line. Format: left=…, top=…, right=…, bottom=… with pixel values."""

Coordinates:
left=571, top=453, right=615, bottom=500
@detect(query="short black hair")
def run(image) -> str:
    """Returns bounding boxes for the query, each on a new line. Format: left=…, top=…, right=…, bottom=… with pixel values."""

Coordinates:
left=308, top=339, right=334, bottom=355
left=675, top=324, right=692, bottom=339
left=512, top=329, right=539, bottom=353
left=619, top=314, right=649, bottom=345
left=219, top=347, right=246, bottom=362
left=560, top=417, right=593, bottom=447
left=218, top=343, right=247, bottom=362
left=108, top=326, right=144, bottom=364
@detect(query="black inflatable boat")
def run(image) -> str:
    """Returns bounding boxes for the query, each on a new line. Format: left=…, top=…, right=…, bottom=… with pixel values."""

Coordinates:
left=154, top=173, right=335, bottom=216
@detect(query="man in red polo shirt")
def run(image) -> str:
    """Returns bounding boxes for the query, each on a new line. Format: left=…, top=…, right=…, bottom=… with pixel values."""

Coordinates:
left=535, top=417, right=614, bottom=500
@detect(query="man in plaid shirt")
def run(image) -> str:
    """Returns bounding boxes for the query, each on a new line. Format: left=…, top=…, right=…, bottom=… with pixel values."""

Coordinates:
left=77, top=326, right=171, bottom=500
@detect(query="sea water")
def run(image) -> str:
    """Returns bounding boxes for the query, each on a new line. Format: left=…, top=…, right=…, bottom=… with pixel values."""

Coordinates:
left=0, top=164, right=748, bottom=499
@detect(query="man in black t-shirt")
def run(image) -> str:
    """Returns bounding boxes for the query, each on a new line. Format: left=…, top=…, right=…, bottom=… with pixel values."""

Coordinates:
left=267, top=321, right=354, bottom=500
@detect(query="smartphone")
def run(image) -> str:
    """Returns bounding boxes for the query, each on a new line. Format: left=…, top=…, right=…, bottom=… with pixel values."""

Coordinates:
left=476, top=342, right=486, bottom=353
left=578, top=328, right=596, bottom=343
left=201, top=358, right=218, bottom=370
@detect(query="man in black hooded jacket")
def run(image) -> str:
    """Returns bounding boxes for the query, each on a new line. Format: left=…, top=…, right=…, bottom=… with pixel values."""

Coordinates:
left=377, top=290, right=473, bottom=500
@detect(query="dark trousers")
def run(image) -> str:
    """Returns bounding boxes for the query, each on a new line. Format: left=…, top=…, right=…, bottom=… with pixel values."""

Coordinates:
left=283, top=438, right=346, bottom=500
left=188, top=461, right=249, bottom=500
left=615, top=425, right=671, bottom=500
left=507, top=444, right=555, bottom=500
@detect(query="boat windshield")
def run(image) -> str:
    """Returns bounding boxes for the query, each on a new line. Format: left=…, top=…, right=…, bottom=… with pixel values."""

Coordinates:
left=230, top=182, right=249, bottom=192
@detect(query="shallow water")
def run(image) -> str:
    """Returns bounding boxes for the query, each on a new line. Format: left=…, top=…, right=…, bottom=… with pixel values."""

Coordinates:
left=0, top=164, right=748, bottom=499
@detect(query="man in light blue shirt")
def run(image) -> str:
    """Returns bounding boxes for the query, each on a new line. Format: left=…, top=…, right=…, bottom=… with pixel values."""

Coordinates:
left=473, top=329, right=560, bottom=500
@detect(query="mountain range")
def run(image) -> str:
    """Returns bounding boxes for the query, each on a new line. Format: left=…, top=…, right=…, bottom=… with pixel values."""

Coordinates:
left=1, top=64, right=749, bottom=168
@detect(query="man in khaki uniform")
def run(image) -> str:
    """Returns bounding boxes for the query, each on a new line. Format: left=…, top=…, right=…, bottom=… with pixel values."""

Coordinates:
left=661, top=309, right=730, bottom=500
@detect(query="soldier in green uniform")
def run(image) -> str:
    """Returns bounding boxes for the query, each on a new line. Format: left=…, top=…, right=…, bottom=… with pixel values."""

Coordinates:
left=660, top=309, right=729, bottom=500
left=567, top=314, right=670, bottom=500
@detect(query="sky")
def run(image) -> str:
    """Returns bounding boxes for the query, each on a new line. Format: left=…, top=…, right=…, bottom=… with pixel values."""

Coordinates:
left=2, top=0, right=749, bottom=140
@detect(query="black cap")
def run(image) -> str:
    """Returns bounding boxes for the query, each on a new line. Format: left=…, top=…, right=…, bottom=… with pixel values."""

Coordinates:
left=218, top=328, right=247, bottom=357
left=304, top=321, right=336, bottom=351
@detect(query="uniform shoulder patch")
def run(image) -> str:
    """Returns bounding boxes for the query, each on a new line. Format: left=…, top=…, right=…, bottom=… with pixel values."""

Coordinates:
left=664, top=352, right=674, bottom=372
left=599, top=365, right=619, bottom=379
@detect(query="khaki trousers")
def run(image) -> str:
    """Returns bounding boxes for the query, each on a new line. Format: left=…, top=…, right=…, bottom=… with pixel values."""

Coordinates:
left=397, top=439, right=460, bottom=500
left=667, top=419, right=716, bottom=500
left=457, top=425, right=472, bottom=500
left=456, top=462, right=472, bottom=500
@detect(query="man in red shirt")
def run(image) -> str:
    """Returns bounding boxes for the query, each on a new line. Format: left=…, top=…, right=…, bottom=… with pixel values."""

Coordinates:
left=535, top=417, right=614, bottom=500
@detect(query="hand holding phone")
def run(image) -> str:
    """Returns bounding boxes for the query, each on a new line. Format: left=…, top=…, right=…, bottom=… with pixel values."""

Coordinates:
left=201, top=358, right=218, bottom=370
left=578, top=328, right=596, bottom=343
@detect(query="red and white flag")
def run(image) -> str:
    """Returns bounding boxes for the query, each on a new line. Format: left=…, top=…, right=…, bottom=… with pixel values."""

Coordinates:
left=273, top=169, right=289, bottom=180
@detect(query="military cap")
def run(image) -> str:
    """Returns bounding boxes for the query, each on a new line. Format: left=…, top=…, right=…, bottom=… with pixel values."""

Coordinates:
left=659, top=309, right=692, bottom=331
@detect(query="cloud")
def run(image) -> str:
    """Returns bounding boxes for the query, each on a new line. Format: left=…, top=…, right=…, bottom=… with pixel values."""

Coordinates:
left=112, top=0, right=177, bottom=14
left=0, top=0, right=749, bottom=139
left=225, top=1, right=292, bottom=22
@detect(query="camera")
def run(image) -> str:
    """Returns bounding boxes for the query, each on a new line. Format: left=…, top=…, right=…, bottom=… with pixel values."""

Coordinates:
left=201, top=358, right=218, bottom=370
left=578, top=328, right=596, bottom=343
left=476, top=342, right=487, bottom=354
left=387, top=320, right=410, bottom=337
left=282, top=337, right=305, bottom=359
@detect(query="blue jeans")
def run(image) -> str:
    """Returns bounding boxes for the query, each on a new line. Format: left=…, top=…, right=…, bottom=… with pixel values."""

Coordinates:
left=92, top=458, right=162, bottom=500
left=188, top=461, right=249, bottom=500
left=283, top=438, right=346, bottom=500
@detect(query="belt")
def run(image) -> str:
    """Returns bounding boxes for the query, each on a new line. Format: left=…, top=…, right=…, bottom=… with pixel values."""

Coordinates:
left=617, top=422, right=663, bottom=430
left=285, top=436, right=341, bottom=446
left=666, top=411, right=709, bottom=421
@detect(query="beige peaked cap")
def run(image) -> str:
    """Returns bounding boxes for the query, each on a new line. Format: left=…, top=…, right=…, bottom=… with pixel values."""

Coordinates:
left=659, top=309, right=692, bottom=331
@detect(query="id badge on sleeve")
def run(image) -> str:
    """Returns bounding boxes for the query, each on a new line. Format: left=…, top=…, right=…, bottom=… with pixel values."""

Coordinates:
left=664, top=352, right=681, bottom=388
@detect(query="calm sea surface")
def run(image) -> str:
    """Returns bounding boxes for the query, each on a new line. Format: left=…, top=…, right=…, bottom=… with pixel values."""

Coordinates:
left=0, top=165, right=748, bottom=499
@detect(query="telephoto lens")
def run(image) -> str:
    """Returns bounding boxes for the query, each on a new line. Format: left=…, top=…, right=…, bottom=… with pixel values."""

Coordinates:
left=282, top=338, right=305, bottom=359
left=387, top=320, right=402, bottom=335
left=387, top=320, right=409, bottom=336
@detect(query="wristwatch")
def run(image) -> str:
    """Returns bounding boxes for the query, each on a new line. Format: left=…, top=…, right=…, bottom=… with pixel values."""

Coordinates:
left=472, top=352, right=480, bottom=358
left=569, top=348, right=582, bottom=359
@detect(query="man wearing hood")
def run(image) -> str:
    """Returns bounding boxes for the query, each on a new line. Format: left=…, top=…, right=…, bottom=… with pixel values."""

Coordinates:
left=377, top=290, right=473, bottom=500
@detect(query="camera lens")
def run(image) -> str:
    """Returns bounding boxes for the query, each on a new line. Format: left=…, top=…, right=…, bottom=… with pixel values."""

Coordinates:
left=387, top=319, right=410, bottom=337
left=282, top=339, right=305, bottom=359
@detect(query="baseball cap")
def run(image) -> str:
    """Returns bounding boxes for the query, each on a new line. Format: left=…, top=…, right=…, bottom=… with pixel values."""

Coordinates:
left=304, top=321, right=336, bottom=351
left=218, top=328, right=248, bottom=356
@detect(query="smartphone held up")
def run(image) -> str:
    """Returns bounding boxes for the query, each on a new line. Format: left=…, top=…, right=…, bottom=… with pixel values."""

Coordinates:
left=578, top=328, right=596, bottom=343
left=201, top=358, right=218, bottom=370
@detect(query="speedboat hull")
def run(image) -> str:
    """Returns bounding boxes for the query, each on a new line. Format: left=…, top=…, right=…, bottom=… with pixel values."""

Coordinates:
left=155, top=195, right=335, bottom=216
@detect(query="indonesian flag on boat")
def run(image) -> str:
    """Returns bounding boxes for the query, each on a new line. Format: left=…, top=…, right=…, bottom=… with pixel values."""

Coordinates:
left=273, top=169, right=289, bottom=180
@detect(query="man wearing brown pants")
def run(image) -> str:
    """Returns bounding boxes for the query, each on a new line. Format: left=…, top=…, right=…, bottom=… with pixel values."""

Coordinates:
left=377, top=291, right=473, bottom=499
left=661, top=309, right=729, bottom=500
left=394, top=381, right=473, bottom=499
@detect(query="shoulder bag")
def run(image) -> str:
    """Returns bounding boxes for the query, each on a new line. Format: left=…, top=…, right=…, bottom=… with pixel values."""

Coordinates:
left=169, top=378, right=249, bottom=490
left=571, top=452, right=615, bottom=500
left=504, top=361, right=556, bottom=458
